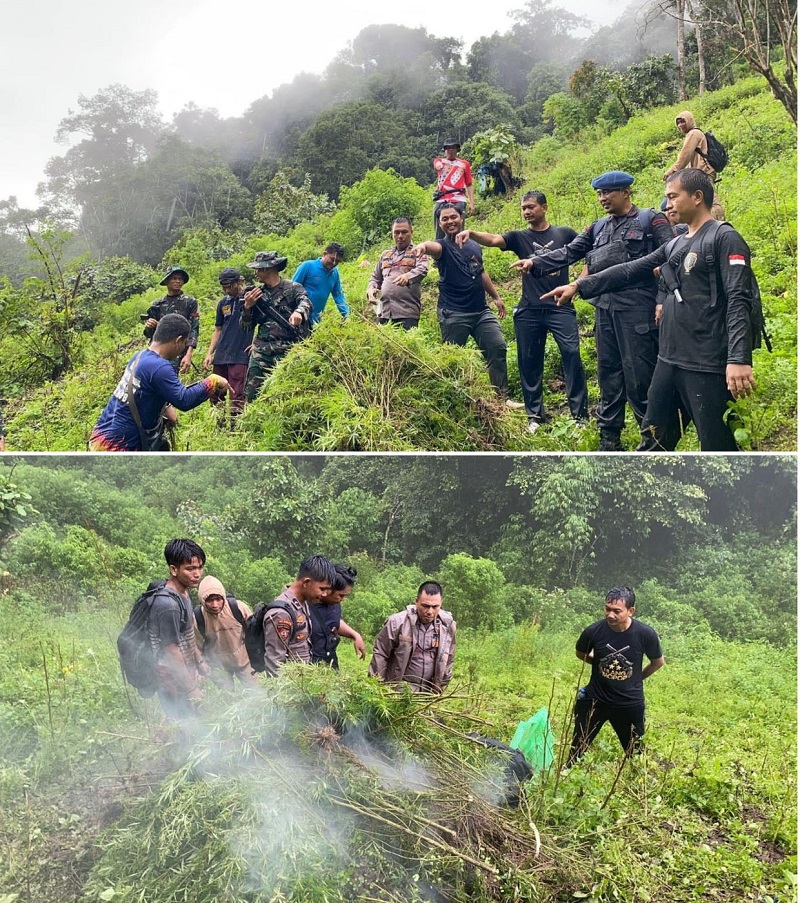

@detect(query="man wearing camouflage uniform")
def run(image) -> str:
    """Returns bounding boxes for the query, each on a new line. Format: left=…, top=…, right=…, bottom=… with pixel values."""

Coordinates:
left=143, top=266, right=200, bottom=374
left=240, top=251, right=313, bottom=403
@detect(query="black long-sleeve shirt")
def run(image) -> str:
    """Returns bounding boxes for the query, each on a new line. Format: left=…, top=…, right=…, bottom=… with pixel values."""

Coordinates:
left=576, top=221, right=755, bottom=373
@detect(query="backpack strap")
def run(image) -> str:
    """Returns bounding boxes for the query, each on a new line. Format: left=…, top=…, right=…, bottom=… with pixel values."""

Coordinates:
left=193, top=604, right=206, bottom=638
left=589, top=215, right=612, bottom=244
left=227, top=595, right=246, bottom=627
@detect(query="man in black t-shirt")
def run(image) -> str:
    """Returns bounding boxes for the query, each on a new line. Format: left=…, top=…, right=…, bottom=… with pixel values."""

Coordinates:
left=567, top=585, right=665, bottom=766
left=457, top=191, right=588, bottom=432
left=414, top=205, right=522, bottom=405
left=203, top=268, right=255, bottom=427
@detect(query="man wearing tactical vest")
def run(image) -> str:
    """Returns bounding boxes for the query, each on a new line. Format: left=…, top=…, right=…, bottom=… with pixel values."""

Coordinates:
left=262, top=555, right=336, bottom=676
left=542, top=169, right=759, bottom=452
left=240, top=251, right=312, bottom=404
left=512, top=171, right=674, bottom=450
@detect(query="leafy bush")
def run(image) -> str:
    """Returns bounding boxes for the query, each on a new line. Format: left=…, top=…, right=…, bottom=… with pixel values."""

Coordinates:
left=337, top=168, right=428, bottom=250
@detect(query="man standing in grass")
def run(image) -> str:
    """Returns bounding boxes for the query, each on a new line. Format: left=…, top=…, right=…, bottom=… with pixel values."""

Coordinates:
left=149, top=539, right=210, bottom=719
left=567, top=586, right=664, bottom=766
left=369, top=581, right=456, bottom=693
left=291, top=243, right=349, bottom=325
left=414, top=205, right=524, bottom=408
left=457, top=190, right=588, bottom=433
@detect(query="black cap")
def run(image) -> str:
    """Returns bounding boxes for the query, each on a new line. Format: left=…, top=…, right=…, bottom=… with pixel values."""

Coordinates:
left=218, top=267, right=241, bottom=284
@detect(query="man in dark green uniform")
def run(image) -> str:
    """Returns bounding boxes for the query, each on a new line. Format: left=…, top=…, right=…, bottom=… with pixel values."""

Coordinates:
left=143, top=266, right=200, bottom=374
left=240, top=251, right=312, bottom=403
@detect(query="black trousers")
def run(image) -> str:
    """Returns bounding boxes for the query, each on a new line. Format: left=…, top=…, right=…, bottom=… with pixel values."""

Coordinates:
left=567, top=697, right=646, bottom=766
left=438, top=304, right=509, bottom=394
left=594, top=306, right=659, bottom=440
left=638, top=360, right=739, bottom=451
left=513, top=305, right=588, bottom=421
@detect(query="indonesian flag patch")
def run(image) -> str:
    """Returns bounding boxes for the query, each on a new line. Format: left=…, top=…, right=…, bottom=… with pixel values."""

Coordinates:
left=729, top=254, right=746, bottom=266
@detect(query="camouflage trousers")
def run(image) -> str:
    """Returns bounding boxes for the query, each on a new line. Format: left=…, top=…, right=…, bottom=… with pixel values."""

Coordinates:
left=244, top=339, right=293, bottom=402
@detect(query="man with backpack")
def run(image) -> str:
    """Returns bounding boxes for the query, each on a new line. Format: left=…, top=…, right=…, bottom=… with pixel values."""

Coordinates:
left=194, top=576, right=258, bottom=687
left=512, top=171, right=674, bottom=450
left=260, top=555, right=336, bottom=676
left=122, top=539, right=209, bottom=719
left=542, top=169, right=760, bottom=451
left=90, top=314, right=229, bottom=451
left=664, top=111, right=726, bottom=220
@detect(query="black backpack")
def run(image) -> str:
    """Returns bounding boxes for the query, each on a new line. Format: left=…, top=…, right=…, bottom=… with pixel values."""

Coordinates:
left=194, top=594, right=246, bottom=638
left=243, top=599, right=302, bottom=673
left=696, top=130, right=728, bottom=173
left=117, top=580, right=186, bottom=697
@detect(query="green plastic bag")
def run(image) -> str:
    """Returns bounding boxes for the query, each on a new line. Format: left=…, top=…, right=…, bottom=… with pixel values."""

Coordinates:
left=510, top=706, right=554, bottom=772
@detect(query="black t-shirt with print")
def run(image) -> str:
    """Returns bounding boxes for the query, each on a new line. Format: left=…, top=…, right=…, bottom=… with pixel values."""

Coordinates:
left=502, top=225, right=578, bottom=308
left=576, top=618, right=663, bottom=706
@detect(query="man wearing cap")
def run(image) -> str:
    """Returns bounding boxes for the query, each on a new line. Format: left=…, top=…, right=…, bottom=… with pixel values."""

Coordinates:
left=433, top=140, right=475, bottom=240
left=367, top=218, right=429, bottom=329
left=143, top=267, right=200, bottom=374
left=240, top=251, right=312, bottom=403
left=542, top=169, right=759, bottom=451
left=291, top=243, right=349, bottom=325
left=203, top=268, right=254, bottom=426
left=664, top=111, right=725, bottom=220
left=513, top=172, right=673, bottom=450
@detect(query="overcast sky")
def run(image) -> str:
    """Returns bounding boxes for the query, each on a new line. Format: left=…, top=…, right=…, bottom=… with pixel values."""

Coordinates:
left=6, top=0, right=621, bottom=208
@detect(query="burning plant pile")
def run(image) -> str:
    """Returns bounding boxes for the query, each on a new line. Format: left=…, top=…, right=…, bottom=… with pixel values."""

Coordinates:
left=84, top=667, right=557, bottom=902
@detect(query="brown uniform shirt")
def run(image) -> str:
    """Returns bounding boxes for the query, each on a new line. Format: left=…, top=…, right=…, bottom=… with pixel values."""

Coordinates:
left=262, top=586, right=313, bottom=677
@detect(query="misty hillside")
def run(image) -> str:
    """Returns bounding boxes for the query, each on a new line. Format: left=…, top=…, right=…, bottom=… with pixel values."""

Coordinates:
left=0, top=455, right=796, bottom=901
left=3, top=76, right=796, bottom=452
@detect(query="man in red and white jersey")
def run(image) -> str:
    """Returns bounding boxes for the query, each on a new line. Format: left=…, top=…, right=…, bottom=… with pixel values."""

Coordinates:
left=433, top=139, right=475, bottom=239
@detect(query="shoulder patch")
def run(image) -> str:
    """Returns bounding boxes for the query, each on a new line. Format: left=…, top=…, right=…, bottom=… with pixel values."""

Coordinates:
left=728, top=254, right=746, bottom=266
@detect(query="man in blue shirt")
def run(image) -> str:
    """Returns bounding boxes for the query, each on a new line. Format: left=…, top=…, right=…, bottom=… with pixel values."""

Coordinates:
left=90, top=314, right=229, bottom=451
left=291, top=242, right=349, bottom=324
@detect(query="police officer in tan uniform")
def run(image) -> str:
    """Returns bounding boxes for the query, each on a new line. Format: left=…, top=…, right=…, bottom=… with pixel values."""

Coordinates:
left=369, top=581, right=456, bottom=693
left=262, top=555, right=336, bottom=676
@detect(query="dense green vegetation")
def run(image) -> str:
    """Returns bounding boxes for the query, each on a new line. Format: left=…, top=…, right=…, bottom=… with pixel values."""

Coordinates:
left=2, top=77, right=795, bottom=451
left=0, top=455, right=795, bottom=901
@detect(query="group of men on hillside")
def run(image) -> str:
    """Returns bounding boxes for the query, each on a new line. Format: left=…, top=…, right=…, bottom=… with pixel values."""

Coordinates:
left=86, top=111, right=758, bottom=453
left=144, top=539, right=455, bottom=720
left=138, top=538, right=664, bottom=769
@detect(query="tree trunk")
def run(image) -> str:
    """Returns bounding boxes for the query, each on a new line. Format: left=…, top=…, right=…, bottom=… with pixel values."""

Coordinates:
left=676, top=0, right=687, bottom=101
left=689, top=1, right=707, bottom=94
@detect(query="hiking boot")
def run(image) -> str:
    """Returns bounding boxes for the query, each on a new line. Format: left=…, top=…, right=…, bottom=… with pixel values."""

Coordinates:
left=527, top=418, right=541, bottom=434
left=598, top=435, right=624, bottom=451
